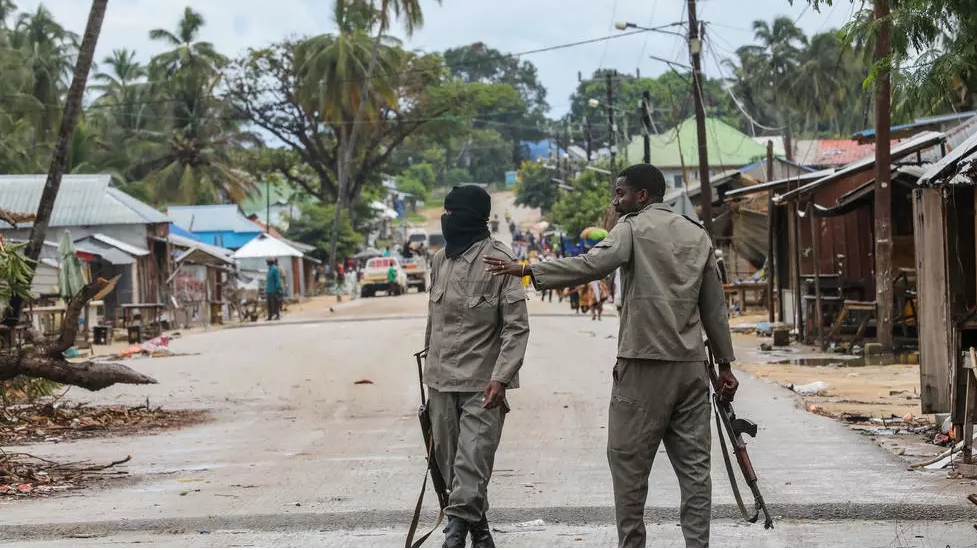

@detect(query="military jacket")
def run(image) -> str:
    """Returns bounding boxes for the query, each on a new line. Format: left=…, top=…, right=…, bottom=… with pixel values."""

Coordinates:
left=424, top=237, right=530, bottom=391
left=530, top=203, right=736, bottom=363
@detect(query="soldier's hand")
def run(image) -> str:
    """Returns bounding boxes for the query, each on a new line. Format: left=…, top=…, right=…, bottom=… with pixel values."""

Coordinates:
left=482, top=381, right=506, bottom=409
left=483, top=257, right=524, bottom=277
left=717, top=363, right=738, bottom=404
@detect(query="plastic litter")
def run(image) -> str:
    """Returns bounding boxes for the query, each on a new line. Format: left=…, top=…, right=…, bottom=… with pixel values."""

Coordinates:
left=792, top=381, right=829, bottom=396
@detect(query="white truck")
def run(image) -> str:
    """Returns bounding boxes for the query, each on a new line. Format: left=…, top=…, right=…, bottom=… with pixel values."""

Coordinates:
left=360, top=256, right=408, bottom=298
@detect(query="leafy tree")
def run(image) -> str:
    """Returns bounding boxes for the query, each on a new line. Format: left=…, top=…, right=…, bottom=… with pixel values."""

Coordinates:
left=514, top=160, right=556, bottom=213
left=444, top=167, right=471, bottom=186
left=549, top=168, right=610, bottom=241
left=285, top=201, right=362, bottom=262
left=396, top=176, right=429, bottom=202
left=401, top=162, right=436, bottom=190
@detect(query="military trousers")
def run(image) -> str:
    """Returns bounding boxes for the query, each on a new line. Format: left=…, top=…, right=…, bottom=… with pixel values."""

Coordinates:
left=607, top=358, right=712, bottom=548
left=428, top=388, right=506, bottom=523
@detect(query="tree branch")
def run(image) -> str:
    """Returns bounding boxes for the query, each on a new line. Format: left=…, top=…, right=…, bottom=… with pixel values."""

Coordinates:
left=0, top=353, right=157, bottom=392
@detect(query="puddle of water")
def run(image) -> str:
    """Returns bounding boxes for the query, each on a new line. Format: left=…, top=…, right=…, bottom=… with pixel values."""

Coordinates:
left=773, top=353, right=919, bottom=367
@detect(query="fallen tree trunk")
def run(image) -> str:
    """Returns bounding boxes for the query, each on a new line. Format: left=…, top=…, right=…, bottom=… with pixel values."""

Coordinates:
left=0, top=354, right=156, bottom=392
left=0, top=257, right=157, bottom=392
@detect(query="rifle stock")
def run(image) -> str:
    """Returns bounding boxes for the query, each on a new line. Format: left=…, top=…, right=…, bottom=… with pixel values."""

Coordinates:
left=406, top=349, right=450, bottom=548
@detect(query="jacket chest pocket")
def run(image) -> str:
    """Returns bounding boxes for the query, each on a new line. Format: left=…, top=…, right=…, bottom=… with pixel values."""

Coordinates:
left=466, top=294, right=499, bottom=322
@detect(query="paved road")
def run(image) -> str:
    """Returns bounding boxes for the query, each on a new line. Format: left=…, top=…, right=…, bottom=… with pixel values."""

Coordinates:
left=2, top=195, right=975, bottom=547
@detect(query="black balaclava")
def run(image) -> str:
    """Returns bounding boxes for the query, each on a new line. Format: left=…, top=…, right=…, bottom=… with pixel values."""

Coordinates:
left=441, top=185, right=491, bottom=258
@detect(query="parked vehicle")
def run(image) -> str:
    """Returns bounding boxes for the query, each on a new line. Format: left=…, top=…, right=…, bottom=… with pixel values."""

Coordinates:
left=401, top=255, right=428, bottom=292
left=427, top=231, right=446, bottom=257
left=360, top=256, right=408, bottom=297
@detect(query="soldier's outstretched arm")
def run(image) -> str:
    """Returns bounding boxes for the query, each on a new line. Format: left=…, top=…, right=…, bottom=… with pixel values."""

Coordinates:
left=525, top=222, right=633, bottom=290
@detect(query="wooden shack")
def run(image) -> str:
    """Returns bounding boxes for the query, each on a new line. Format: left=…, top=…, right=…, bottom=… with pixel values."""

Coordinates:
left=913, top=131, right=977, bottom=422
left=771, top=131, right=943, bottom=342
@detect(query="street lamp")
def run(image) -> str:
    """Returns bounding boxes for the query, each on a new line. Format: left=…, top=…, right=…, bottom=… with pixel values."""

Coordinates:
left=614, top=21, right=686, bottom=39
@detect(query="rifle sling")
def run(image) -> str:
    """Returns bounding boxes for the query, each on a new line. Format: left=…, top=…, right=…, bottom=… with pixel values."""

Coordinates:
left=714, top=404, right=756, bottom=524
left=405, top=436, right=445, bottom=548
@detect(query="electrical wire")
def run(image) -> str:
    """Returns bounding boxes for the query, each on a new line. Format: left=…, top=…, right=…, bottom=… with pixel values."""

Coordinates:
left=597, top=0, right=621, bottom=70
left=636, top=1, right=659, bottom=69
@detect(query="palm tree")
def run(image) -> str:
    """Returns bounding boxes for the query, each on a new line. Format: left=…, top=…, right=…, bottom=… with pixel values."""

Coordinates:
left=92, top=48, right=154, bottom=135
left=9, top=5, right=79, bottom=140
left=791, top=32, right=850, bottom=134
left=136, top=76, right=260, bottom=205
left=148, top=6, right=226, bottom=78
left=328, top=0, right=437, bottom=267
left=745, top=17, right=806, bottom=157
left=295, top=3, right=403, bottom=125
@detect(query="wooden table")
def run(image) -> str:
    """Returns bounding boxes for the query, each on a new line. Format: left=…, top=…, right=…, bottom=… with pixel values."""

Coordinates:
left=723, top=282, right=768, bottom=313
left=29, top=305, right=66, bottom=337
left=120, top=303, right=165, bottom=340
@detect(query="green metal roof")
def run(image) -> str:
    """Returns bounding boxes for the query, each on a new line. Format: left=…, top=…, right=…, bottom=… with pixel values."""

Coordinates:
left=623, top=117, right=768, bottom=169
left=239, top=183, right=296, bottom=215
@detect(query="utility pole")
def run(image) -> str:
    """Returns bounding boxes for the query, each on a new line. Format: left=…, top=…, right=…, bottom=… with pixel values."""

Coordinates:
left=874, top=0, right=894, bottom=352
left=640, top=90, right=652, bottom=164
left=266, top=180, right=271, bottom=235
left=688, top=0, right=713, bottom=238
left=766, top=140, right=776, bottom=324
left=564, top=119, right=571, bottom=177
left=583, top=116, right=593, bottom=162
left=606, top=70, right=617, bottom=187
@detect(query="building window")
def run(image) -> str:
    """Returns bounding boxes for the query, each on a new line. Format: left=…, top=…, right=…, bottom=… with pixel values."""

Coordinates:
left=673, top=175, right=683, bottom=188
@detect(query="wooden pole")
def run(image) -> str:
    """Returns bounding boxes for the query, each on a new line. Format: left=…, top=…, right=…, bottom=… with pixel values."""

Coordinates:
left=766, top=140, right=776, bottom=323
left=810, top=201, right=824, bottom=350
left=874, top=0, right=894, bottom=352
left=790, top=167, right=804, bottom=341
left=689, top=0, right=713, bottom=239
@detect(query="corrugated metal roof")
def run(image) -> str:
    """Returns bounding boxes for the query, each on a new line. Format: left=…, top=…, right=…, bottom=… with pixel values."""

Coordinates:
left=168, top=233, right=234, bottom=261
left=88, top=233, right=149, bottom=256
left=0, top=175, right=168, bottom=229
left=73, top=237, right=135, bottom=265
left=916, top=115, right=977, bottom=164
left=725, top=168, right=835, bottom=201
left=775, top=131, right=944, bottom=204
left=166, top=205, right=261, bottom=233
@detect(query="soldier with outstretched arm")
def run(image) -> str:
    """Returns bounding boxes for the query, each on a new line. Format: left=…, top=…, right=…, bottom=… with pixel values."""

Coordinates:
left=484, top=164, right=739, bottom=548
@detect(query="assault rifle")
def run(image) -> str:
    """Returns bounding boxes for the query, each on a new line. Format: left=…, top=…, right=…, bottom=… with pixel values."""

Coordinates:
left=405, top=348, right=450, bottom=548
left=706, top=341, right=774, bottom=529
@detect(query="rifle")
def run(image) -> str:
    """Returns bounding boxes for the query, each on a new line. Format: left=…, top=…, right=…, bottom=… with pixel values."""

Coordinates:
left=405, top=348, right=451, bottom=548
left=705, top=341, right=774, bottom=530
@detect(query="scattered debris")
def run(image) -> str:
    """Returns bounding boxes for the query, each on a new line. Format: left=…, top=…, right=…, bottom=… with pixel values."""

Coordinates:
left=0, top=401, right=209, bottom=445
left=0, top=452, right=130, bottom=499
left=791, top=381, right=829, bottom=396
left=354, top=380, right=374, bottom=385
left=493, top=519, right=546, bottom=533
left=968, top=494, right=977, bottom=507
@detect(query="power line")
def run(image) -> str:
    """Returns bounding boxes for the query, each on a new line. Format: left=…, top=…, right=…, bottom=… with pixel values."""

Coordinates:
left=597, top=0, right=621, bottom=70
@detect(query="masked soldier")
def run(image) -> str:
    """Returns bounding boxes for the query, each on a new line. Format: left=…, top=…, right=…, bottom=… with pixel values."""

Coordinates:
left=425, top=185, right=530, bottom=548
left=485, top=164, right=739, bottom=548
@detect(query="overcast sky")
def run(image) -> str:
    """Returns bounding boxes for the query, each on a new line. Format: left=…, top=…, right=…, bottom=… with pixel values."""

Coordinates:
left=16, top=0, right=858, bottom=117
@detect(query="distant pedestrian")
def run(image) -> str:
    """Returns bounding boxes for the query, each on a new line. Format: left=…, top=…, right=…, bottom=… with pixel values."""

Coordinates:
left=265, top=258, right=282, bottom=321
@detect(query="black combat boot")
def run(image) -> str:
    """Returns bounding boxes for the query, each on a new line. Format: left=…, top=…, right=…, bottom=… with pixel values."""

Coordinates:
left=442, top=516, right=469, bottom=548
left=470, top=515, right=495, bottom=548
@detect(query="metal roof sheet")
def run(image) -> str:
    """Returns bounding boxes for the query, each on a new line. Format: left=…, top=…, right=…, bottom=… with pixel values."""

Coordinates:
left=73, top=237, right=135, bottom=265
left=166, top=205, right=262, bottom=233
left=724, top=168, right=835, bottom=201
left=775, top=131, right=944, bottom=204
left=0, top=175, right=167, bottom=229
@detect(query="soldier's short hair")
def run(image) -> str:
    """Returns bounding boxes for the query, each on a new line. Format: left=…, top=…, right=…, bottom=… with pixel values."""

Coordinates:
left=618, top=164, right=666, bottom=202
